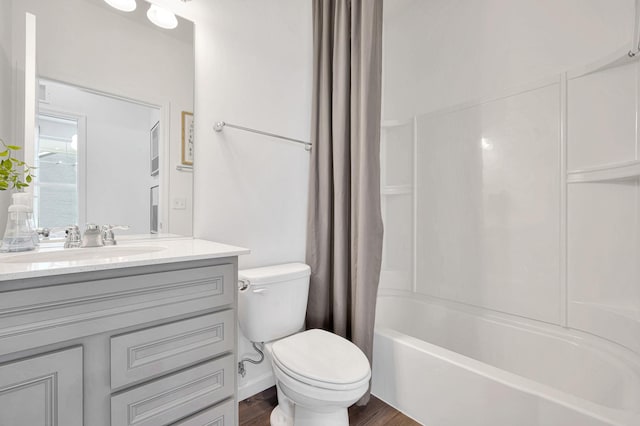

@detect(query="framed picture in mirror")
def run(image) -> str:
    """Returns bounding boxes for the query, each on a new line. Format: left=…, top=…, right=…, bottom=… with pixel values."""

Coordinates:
left=182, top=111, right=194, bottom=165
left=150, top=121, right=160, bottom=175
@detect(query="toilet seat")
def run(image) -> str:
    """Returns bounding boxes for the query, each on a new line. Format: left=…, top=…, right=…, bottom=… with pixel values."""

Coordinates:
left=270, top=329, right=371, bottom=391
left=272, top=361, right=370, bottom=408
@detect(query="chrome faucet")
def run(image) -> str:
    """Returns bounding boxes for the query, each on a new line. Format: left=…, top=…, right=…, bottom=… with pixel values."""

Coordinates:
left=36, top=228, right=50, bottom=238
left=101, top=225, right=130, bottom=246
left=64, top=224, right=130, bottom=248
left=81, top=224, right=103, bottom=248
left=64, top=225, right=82, bottom=248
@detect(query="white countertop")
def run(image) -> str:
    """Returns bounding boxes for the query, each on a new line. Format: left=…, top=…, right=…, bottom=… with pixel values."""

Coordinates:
left=0, top=237, right=250, bottom=281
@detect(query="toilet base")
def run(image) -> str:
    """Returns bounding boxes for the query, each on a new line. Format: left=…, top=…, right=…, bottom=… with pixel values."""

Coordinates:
left=269, top=383, right=350, bottom=426
left=295, top=404, right=349, bottom=426
left=269, top=404, right=349, bottom=426
left=270, top=405, right=293, bottom=426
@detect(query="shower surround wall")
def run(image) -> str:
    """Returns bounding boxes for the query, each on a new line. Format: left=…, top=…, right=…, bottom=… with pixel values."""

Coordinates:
left=375, top=1, right=640, bottom=423
left=379, top=0, right=638, bottom=369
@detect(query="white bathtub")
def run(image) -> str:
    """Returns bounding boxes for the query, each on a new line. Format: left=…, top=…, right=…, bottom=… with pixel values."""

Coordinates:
left=371, top=292, right=640, bottom=426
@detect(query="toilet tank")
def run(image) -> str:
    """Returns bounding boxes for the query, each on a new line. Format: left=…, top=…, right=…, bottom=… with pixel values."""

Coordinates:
left=238, top=263, right=311, bottom=343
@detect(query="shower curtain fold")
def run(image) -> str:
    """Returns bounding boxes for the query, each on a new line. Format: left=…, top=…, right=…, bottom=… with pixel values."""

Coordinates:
left=305, top=0, right=384, bottom=406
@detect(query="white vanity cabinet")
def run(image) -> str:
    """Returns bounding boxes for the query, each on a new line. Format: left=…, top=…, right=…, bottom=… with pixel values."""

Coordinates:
left=0, top=255, right=241, bottom=426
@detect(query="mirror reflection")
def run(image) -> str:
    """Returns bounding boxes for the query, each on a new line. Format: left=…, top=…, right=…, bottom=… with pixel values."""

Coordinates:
left=36, top=80, right=162, bottom=234
left=22, top=0, right=195, bottom=236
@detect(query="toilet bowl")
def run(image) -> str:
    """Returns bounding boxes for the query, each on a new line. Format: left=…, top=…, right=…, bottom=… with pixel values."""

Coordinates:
left=267, top=329, right=371, bottom=426
left=238, top=263, right=371, bottom=426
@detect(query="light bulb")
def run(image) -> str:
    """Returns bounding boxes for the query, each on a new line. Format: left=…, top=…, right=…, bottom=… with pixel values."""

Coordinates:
left=147, top=4, right=178, bottom=30
left=104, top=0, right=137, bottom=12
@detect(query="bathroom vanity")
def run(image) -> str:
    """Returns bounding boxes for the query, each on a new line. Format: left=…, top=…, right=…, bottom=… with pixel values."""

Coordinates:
left=0, top=238, right=249, bottom=426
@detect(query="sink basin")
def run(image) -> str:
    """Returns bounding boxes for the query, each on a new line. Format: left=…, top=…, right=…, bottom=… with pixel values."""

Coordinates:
left=0, top=245, right=166, bottom=264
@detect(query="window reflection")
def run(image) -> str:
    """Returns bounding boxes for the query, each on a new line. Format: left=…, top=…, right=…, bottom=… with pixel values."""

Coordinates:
left=35, top=114, right=78, bottom=229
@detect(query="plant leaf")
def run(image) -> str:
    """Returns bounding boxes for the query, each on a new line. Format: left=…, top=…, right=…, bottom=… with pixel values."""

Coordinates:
left=0, top=140, right=34, bottom=190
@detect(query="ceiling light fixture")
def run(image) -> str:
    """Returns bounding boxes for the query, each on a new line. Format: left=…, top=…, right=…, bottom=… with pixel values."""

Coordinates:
left=147, top=4, right=178, bottom=29
left=103, top=0, right=137, bottom=12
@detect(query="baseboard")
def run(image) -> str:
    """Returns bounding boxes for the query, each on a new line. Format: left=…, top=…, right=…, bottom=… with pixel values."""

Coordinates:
left=238, top=371, right=276, bottom=401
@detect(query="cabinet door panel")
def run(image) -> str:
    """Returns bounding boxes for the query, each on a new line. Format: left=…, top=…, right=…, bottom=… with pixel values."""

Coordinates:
left=0, top=347, right=83, bottom=426
left=111, top=355, right=234, bottom=426
left=111, top=310, right=235, bottom=389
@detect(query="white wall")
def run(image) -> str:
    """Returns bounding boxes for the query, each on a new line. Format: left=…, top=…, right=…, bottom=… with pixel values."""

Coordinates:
left=187, top=1, right=311, bottom=270
left=0, top=0, right=12, bottom=143
left=380, top=0, right=638, bottom=349
left=383, top=0, right=634, bottom=120
left=0, top=0, right=13, bottom=229
left=11, top=0, right=194, bottom=235
left=151, top=0, right=313, bottom=399
left=194, top=0, right=312, bottom=400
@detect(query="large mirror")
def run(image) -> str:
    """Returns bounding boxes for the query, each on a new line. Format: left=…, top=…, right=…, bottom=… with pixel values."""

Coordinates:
left=18, top=0, right=194, bottom=236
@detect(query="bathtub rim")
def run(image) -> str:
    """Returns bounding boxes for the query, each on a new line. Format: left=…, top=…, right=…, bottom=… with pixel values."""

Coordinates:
left=374, top=290, right=640, bottom=426
left=376, top=289, right=640, bottom=372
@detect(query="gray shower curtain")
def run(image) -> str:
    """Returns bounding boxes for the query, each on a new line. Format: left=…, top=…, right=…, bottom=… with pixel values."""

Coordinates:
left=305, top=0, right=384, bottom=405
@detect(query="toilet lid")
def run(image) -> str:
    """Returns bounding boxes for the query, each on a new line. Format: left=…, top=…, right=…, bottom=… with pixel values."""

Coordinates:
left=271, top=329, right=371, bottom=389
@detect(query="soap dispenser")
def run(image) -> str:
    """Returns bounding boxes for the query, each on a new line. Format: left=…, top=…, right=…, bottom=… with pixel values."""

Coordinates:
left=0, top=193, right=37, bottom=252
left=11, top=192, right=39, bottom=246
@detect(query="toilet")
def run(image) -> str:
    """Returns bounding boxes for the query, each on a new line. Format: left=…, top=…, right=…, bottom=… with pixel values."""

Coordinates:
left=238, top=263, right=371, bottom=426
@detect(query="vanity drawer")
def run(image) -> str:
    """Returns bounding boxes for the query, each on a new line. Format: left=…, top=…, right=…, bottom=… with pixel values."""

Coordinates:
left=172, top=399, right=235, bottom=426
left=111, top=354, right=234, bottom=426
left=0, top=263, right=234, bottom=356
left=111, top=310, right=235, bottom=389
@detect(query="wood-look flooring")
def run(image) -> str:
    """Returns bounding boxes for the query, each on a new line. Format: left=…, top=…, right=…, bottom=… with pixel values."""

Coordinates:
left=239, top=386, right=421, bottom=426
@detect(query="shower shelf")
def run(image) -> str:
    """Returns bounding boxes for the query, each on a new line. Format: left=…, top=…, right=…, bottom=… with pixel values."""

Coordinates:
left=381, top=185, right=413, bottom=195
left=567, top=45, right=639, bottom=80
left=567, top=160, right=640, bottom=183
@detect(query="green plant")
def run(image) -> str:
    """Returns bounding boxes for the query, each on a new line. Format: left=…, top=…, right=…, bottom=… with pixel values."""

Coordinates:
left=0, top=139, right=34, bottom=191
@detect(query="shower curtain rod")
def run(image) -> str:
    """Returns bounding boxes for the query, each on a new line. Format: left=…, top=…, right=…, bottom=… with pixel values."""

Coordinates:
left=213, top=121, right=312, bottom=151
